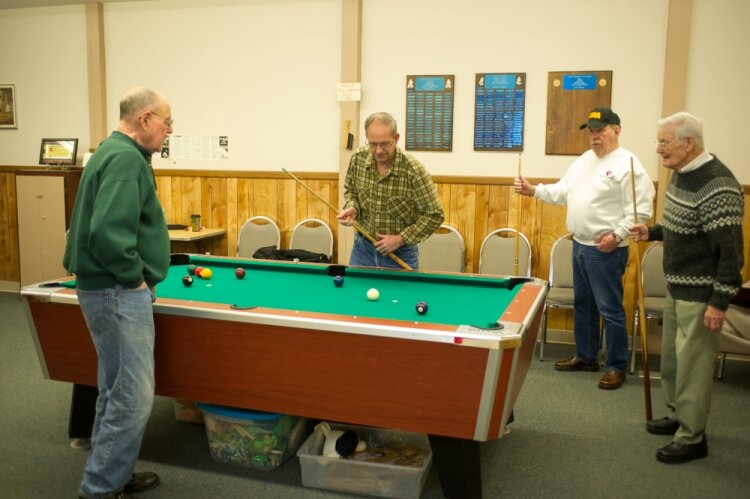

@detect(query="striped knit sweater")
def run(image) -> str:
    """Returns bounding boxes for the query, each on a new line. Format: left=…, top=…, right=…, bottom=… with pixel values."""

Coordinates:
left=648, top=155, right=744, bottom=310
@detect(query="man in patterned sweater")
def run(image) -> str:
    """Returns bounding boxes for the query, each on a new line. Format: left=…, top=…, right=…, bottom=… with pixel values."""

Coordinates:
left=631, top=111, right=744, bottom=464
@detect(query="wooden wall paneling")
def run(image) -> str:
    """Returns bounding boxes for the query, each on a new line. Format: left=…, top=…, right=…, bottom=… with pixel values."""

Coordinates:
left=486, top=185, right=510, bottom=231
left=516, top=192, right=540, bottom=276
left=328, top=182, right=340, bottom=262
left=156, top=176, right=172, bottom=221
left=208, top=177, right=227, bottom=255
left=471, top=184, right=490, bottom=273
left=0, top=173, right=20, bottom=282
left=226, top=178, right=238, bottom=256
left=447, top=183, right=477, bottom=274
left=185, top=177, right=201, bottom=224
left=253, top=179, right=278, bottom=222
left=279, top=179, right=298, bottom=248
left=235, top=178, right=254, bottom=255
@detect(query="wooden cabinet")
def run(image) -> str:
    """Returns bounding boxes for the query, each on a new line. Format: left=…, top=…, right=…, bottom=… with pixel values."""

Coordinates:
left=15, top=169, right=81, bottom=286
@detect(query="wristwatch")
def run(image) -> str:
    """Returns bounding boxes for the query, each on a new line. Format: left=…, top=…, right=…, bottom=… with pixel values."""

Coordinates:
left=612, top=232, right=623, bottom=243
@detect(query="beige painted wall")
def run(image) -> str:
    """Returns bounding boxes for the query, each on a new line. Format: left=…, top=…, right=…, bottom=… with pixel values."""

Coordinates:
left=0, top=0, right=748, bottom=184
left=685, top=0, right=750, bottom=182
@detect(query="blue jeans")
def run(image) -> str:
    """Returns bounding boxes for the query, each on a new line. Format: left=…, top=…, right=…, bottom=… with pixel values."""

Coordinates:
left=572, top=242, right=629, bottom=372
left=349, top=233, right=419, bottom=269
left=77, top=286, right=156, bottom=498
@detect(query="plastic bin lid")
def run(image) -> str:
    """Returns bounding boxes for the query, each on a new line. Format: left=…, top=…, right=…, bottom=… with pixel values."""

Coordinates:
left=196, top=402, right=283, bottom=421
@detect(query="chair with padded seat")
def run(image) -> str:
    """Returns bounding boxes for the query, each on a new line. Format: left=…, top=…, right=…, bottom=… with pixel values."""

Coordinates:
left=418, top=223, right=465, bottom=273
left=237, top=215, right=281, bottom=258
left=477, top=228, right=531, bottom=277
left=289, top=218, right=334, bottom=260
left=539, top=233, right=574, bottom=361
left=629, top=242, right=666, bottom=374
left=716, top=283, right=750, bottom=380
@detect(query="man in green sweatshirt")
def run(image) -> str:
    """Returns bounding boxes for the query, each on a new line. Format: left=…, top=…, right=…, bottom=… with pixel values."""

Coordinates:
left=64, top=86, right=172, bottom=498
left=631, top=112, right=744, bottom=464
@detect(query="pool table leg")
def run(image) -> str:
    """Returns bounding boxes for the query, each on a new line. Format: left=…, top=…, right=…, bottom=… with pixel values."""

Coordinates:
left=428, top=434, right=482, bottom=499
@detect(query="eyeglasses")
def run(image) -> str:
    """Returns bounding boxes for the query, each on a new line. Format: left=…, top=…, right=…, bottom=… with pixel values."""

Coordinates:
left=655, top=138, right=681, bottom=149
left=141, top=110, right=174, bottom=128
left=367, top=141, right=393, bottom=151
left=151, top=111, right=174, bottom=128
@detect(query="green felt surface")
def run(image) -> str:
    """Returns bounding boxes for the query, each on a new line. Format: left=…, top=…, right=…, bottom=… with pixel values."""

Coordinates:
left=156, top=256, right=522, bottom=327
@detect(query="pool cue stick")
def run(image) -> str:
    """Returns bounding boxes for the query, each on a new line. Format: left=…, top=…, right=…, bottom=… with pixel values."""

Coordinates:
left=281, top=168, right=412, bottom=270
left=630, top=157, right=653, bottom=421
left=514, top=153, right=522, bottom=276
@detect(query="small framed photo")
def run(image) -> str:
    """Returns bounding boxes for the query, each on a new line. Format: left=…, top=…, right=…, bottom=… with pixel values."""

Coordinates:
left=39, top=138, right=79, bottom=166
left=0, top=84, right=17, bottom=129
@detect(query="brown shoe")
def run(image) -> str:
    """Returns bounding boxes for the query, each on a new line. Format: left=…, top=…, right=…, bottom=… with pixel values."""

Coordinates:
left=598, top=370, right=625, bottom=390
left=554, top=357, right=600, bottom=372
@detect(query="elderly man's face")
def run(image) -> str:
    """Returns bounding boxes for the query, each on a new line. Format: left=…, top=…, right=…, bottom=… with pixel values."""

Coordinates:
left=586, top=124, right=620, bottom=158
left=656, top=123, right=694, bottom=171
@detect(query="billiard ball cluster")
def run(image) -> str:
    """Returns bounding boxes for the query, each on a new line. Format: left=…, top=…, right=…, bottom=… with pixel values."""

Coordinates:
left=182, top=264, right=214, bottom=286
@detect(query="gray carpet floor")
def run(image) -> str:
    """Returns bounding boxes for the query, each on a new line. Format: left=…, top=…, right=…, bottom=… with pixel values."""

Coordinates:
left=1, top=291, right=748, bottom=498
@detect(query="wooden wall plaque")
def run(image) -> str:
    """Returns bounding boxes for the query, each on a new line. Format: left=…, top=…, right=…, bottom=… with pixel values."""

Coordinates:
left=545, top=70, right=612, bottom=155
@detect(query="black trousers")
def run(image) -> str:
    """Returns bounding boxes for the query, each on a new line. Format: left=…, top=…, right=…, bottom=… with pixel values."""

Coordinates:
left=68, top=384, right=97, bottom=438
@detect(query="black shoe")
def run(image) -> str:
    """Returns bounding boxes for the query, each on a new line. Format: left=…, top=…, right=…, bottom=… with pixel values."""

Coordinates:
left=554, top=357, right=600, bottom=372
left=124, top=472, right=160, bottom=494
left=656, top=436, right=708, bottom=464
left=79, top=491, right=137, bottom=499
left=647, top=417, right=680, bottom=435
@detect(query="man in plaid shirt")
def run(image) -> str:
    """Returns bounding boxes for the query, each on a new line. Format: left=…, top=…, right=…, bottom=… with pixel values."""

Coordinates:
left=337, top=112, right=444, bottom=269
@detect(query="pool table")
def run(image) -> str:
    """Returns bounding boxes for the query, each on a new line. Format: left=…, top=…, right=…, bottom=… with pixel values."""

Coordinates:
left=22, top=254, right=548, bottom=499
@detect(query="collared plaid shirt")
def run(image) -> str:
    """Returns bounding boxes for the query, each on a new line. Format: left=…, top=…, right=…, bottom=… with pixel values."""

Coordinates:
left=343, top=146, right=444, bottom=246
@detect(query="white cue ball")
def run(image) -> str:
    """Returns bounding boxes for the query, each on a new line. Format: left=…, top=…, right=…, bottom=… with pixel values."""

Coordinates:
left=367, top=288, right=380, bottom=301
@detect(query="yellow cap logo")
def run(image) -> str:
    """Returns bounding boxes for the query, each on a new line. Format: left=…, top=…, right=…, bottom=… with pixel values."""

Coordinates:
left=589, top=111, right=601, bottom=120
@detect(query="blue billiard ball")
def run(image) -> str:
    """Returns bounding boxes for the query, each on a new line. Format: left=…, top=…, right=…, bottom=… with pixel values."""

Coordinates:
left=333, top=276, right=344, bottom=287
left=416, top=301, right=428, bottom=315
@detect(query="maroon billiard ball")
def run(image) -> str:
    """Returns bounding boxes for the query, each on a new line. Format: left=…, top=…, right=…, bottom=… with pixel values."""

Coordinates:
left=235, top=268, right=246, bottom=279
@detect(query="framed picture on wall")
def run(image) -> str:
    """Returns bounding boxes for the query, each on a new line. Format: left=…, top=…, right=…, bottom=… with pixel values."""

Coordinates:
left=0, top=84, right=18, bottom=129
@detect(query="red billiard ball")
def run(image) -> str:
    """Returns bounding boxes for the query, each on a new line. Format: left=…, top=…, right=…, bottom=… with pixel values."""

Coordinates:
left=416, top=301, right=428, bottom=315
left=182, top=275, right=194, bottom=287
left=194, top=266, right=204, bottom=277
left=235, top=268, right=246, bottom=279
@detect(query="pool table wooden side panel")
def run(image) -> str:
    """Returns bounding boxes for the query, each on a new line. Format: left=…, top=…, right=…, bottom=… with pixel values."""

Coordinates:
left=26, top=301, right=501, bottom=440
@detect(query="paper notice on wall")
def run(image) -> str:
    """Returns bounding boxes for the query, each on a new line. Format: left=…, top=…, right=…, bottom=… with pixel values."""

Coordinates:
left=166, top=135, right=230, bottom=160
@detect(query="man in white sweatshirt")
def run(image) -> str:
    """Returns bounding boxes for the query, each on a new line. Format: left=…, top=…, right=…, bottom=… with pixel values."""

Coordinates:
left=515, top=107, right=655, bottom=389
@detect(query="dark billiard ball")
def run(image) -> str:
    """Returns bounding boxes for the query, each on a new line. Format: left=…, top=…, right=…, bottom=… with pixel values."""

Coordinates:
left=182, top=275, right=194, bottom=287
left=235, top=268, right=246, bottom=279
left=187, top=264, right=197, bottom=275
left=333, top=276, right=344, bottom=287
left=416, top=301, right=428, bottom=315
